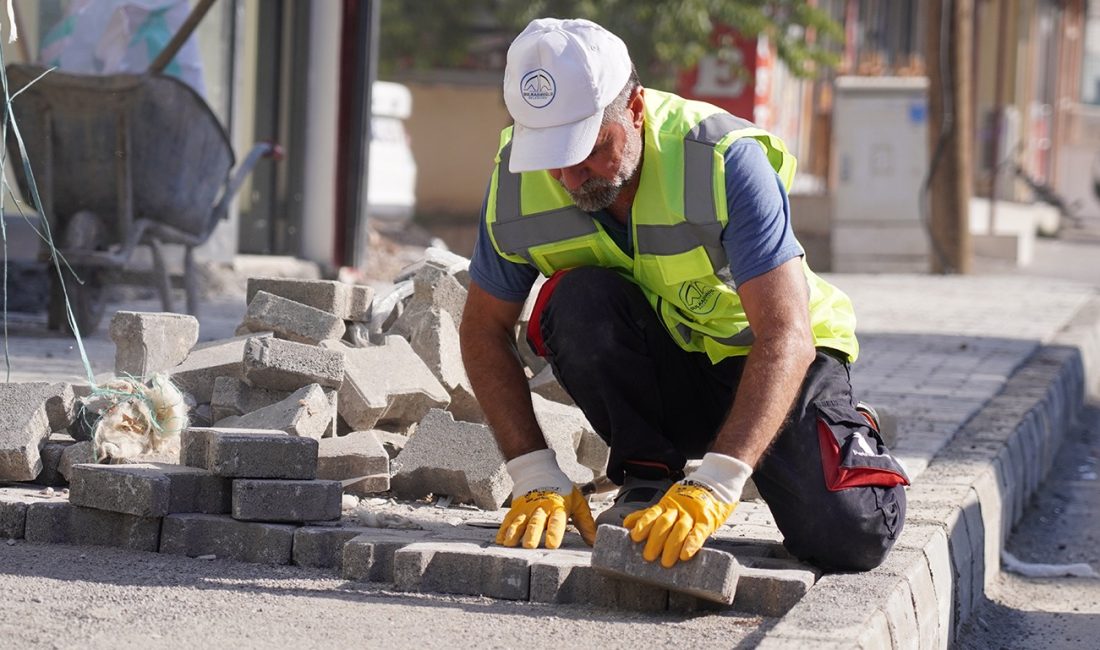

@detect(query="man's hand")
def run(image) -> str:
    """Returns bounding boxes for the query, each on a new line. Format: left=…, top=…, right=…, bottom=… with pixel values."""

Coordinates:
left=622, top=453, right=752, bottom=567
left=497, top=449, right=597, bottom=549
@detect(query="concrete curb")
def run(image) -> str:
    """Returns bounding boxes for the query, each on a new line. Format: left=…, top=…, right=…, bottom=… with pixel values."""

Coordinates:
left=758, top=296, right=1100, bottom=649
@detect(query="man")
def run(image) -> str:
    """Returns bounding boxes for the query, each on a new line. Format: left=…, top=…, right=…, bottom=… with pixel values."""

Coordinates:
left=460, top=18, right=909, bottom=571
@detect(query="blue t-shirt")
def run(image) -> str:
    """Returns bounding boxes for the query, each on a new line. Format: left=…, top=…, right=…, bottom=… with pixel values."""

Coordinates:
left=469, top=138, right=803, bottom=303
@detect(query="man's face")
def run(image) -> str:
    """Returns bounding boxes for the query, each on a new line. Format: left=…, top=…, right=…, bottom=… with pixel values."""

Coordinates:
left=548, top=116, right=643, bottom=212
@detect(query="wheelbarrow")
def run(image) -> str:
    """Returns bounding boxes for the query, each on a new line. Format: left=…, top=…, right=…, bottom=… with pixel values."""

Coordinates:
left=3, top=63, right=280, bottom=334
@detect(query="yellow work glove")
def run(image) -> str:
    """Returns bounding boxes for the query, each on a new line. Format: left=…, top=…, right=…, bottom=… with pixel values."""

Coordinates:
left=496, top=449, right=597, bottom=549
left=622, top=452, right=753, bottom=568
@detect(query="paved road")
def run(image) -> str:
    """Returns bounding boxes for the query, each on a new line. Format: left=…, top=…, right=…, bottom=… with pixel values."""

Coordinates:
left=955, top=405, right=1100, bottom=649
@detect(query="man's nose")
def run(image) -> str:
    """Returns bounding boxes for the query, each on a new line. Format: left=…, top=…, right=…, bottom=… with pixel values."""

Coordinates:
left=556, top=164, right=590, bottom=191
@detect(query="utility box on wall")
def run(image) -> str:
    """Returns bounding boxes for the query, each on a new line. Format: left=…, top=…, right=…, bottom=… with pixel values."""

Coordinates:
left=831, top=77, right=929, bottom=273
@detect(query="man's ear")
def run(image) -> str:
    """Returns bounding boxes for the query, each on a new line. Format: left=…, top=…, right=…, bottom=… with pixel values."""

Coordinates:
left=629, top=87, right=645, bottom=129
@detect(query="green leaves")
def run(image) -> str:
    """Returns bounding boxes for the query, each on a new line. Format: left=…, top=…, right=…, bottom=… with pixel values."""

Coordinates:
left=380, top=0, right=842, bottom=87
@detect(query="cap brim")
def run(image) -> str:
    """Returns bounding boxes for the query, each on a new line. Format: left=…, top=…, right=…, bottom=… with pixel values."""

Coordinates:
left=507, top=111, right=602, bottom=173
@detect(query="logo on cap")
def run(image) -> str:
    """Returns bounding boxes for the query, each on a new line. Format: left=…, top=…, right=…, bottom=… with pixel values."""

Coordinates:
left=520, top=69, right=555, bottom=108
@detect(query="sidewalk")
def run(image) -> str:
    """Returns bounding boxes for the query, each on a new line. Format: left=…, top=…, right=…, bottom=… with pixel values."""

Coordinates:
left=1, top=271, right=1099, bottom=647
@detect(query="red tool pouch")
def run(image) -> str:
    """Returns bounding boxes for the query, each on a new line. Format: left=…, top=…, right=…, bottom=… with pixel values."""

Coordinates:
left=525, top=269, right=572, bottom=358
left=815, top=399, right=910, bottom=492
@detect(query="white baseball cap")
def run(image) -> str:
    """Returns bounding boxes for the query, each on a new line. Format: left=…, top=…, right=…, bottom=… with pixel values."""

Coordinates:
left=503, top=18, right=632, bottom=173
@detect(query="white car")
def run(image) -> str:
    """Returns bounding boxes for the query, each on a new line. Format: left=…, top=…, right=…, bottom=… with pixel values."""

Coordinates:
left=366, top=81, right=417, bottom=228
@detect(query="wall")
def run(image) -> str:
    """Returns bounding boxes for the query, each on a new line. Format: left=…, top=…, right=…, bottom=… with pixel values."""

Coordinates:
left=404, top=80, right=511, bottom=220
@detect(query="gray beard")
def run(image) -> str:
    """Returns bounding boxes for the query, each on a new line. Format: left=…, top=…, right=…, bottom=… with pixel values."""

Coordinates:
left=566, top=127, right=643, bottom=213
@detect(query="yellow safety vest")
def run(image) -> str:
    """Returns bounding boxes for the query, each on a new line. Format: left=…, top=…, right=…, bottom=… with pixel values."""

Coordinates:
left=486, top=89, right=858, bottom=363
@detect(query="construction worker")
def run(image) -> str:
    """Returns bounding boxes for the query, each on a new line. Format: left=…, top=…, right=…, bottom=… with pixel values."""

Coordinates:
left=459, top=18, right=909, bottom=571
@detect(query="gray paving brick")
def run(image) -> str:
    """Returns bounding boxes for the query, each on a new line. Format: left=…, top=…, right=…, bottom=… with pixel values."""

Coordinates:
left=400, top=307, right=484, bottom=424
left=393, top=541, right=542, bottom=600
left=341, top=529, right=438, bottom=582
left=591, top=524, right=740, bottom=604
left=181, top=427, right=317, bottom=479
left=69, top=462, right=230, bottom=517
left=210, top=377, right=290, bottom=422
left=232, top=479, right=341, bottom=522
left=242, top=290, right=347, bottom=345
left=0, top=383, right=52, bottom=480
left=25, top=501, right=160, bottom=551
left=242, top=337, right=345, bottom=392
left=160, top=513, right=296, bottom=564
left=317, top=431, right=390, bottom=495
left=390, top=409, right=509, bottom=510
left=293, top=525, right=379, bottom=569
left=325, top=336, right=449, bottom=430
left=167, top=333, right=267, bottom=403
left=530, top=550, right=668, bottom=611
left=110, top=311, right=199, bottom=378
left=21, top=382, right=78, bottom=433
left=0, top=487, right=44, bottom=538
left=58, top=440, right=96, bottom=482
left=217, top=383, right=335, bottom=440
left=246, top=277, right=354, bottom=319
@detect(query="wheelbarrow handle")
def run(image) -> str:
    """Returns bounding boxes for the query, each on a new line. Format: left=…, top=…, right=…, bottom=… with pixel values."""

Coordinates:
left=208, top=141, right=283, bottom=228
left=149, top=0, right=218, bottom=75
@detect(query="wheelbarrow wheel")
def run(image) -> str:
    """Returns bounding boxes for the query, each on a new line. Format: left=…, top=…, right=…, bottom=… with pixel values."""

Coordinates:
left=47, top=210, right=107, bottom=336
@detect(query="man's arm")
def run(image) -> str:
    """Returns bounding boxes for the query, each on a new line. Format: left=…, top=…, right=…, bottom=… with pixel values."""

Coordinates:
left=459, top=281, right=546, bottom=459
left=709, top=256, right=815, bottom=465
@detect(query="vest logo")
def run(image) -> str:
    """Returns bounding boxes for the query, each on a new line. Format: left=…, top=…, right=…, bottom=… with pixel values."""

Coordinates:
left=678, top=280, right=719, bottom=314
left=520, top=69, right=555, bottom=108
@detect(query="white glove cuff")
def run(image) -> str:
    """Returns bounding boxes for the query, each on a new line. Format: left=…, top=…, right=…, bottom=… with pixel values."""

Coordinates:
left=506, top=448, right=572, bottom=499
left=688, top=452, right=754, bottom=504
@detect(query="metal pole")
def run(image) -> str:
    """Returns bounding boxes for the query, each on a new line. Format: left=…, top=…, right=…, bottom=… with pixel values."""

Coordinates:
left=988, top=0, right=1010, bottom=236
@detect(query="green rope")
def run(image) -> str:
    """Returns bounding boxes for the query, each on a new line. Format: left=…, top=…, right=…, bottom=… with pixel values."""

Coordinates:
left=0, top=46, right=96, bottom=386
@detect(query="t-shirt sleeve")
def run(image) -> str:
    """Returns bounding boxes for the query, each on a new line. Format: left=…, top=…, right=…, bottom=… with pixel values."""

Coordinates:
left=720, top=138, right=804, bottom=287
left=468, top=185, right=539, bottom=302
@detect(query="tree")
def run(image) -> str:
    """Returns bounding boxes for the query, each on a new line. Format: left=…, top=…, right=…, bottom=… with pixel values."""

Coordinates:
left=380, top=0, right=843, bottom=88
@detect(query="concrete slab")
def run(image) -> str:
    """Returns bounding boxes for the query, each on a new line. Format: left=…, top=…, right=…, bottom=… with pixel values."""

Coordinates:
left=217, top=384, right=334, bottom=440
left=242, top=337, right=345, bottom=392
left=241, top=290, right=347, bottom=345
left=0, top=383, right=52, bottom=481
left=324, top=336, right=448, bottom=430
left=109, top=311, right=199, bottom=379
left=390, top=409, right=509, bottom=510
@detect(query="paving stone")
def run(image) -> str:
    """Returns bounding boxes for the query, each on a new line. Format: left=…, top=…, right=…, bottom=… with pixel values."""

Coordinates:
left=325, top=336, right=448, bottom=430
left=532, top=394, right=596, bottom=484
left=246, top=277, right=358, bottom=320
left=181, top=427, right=317, bottom=479
left=242, top=337, right=345, bottom=392
left=293, top=525, right=381, bottom=569
left=590, top=524, right=740, bottom=604
left=376, top=431, right=408, bottom=459
left=24, top=501, right=161, bottom=551
left=530, top=549, right=668, bottom=611
left=394, top=249, right=471, bottom=289
left=390, top=409, right=509, bottom=509
left=393, top=541, right=542, bottom=600
left=400, top=306, right=484, bottom=424
left=317, top=430, right=389, bottom=484
left=110, top=311, right=199, bottom=378
left=168, top=333, right=267, bottom=403
left=58, top=440, right=96, bottom=482
left=341, top=529, right=439, bottom=582
left=0, top=383, right=52, bottom=480
left=19, top=382, right=78, bottom=433
left=35, top=436, right=75, bottom=486
left=242, top=290, right=347, bottom=345
left=404, top=263, right=468, bottom=326
left=210, top=377, right=290, bottom=422
left=160, top=513, right=296, bottom=564
left=68, top=462, right=230, bottom=517
left=0, top=487, right=45, bottom=538
left=218, top=384, right=335, bottom=440
left=232, top=479, right=342, bottom=522
left=529, top=365, right=574, bottom=406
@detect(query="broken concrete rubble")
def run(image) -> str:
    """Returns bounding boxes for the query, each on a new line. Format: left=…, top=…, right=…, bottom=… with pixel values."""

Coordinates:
left=241, top=290, right=347, bottom=345
left=390, top=409, right=510, bottom=510
left=217, top=383, right=335, bottom=440
left=0, top=383, right=52, bottom=481
left=110, top=311, right=200, bottom=378
left=323, top=336, right=448, bottom=431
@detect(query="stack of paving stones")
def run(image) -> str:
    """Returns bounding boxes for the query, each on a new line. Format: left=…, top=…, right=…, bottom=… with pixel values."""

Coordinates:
left=0, top=247, right=822, bottom=617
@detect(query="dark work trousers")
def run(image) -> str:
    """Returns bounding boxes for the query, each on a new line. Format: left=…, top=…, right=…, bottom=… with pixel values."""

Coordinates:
left=535, top=267, right=906, bottom=571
